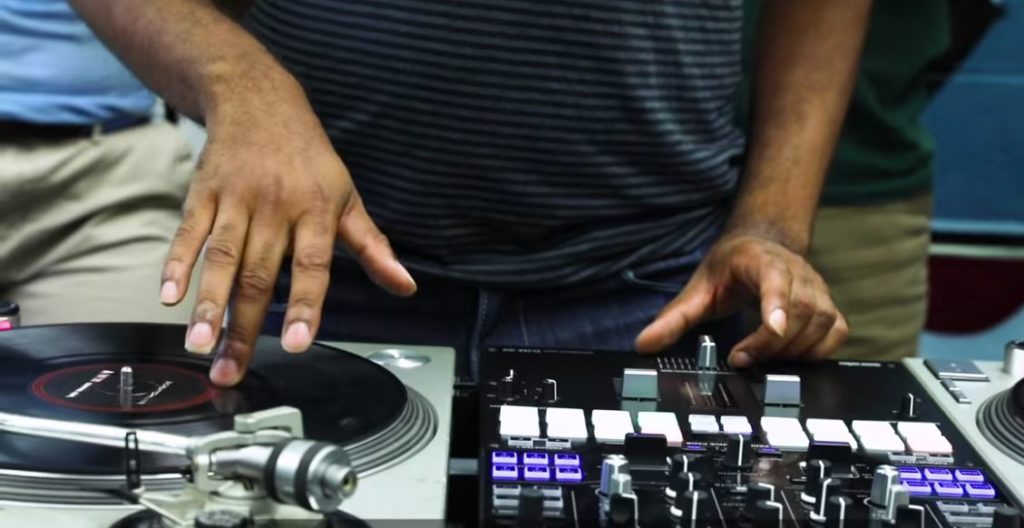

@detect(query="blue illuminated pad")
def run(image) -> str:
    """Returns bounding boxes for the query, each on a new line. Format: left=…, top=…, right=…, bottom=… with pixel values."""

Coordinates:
left=554, top=453, right=581, bottom=467
left=492, top=464, right=518, bottom=480
left=924, top=468, right=954, bottom=481
left=954, top=468, right=985, bottom=483
left=491, top=451, right=517, bottom=465
left=933, top=482, right=964, bottom=498
left=555, top=466, right=583, bottom=483
left=523, top=452, right=549, bottom=466
left=898, top=467, right=922, bottom=481
left=524, top=465, right=550, bottom=482
left=964, top=483, right=996, bottom=499
left=903, top=480, right=933, bottom=496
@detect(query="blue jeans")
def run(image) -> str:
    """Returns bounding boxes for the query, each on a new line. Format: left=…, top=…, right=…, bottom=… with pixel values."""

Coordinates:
left=266, top=250, right=743, bottom=379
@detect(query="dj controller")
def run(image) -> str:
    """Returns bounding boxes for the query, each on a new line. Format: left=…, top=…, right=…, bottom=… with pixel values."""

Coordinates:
left=1, top=323, right=1024, bottom=528
left=477, top=341, right=1024, bottom=528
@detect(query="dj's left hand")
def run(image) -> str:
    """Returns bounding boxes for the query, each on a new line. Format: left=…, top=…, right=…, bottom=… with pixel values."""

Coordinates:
left=635, top=233, right=848, bottom=367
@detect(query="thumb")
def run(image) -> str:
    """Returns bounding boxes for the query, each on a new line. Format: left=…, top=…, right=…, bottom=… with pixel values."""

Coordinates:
left=635, top=276, right=714, bottom=354
left=337, top=193, right=417, bottom=297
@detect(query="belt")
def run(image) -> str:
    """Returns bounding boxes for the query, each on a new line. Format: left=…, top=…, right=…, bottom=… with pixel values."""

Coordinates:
left=0, top=116, right=151, bottom=143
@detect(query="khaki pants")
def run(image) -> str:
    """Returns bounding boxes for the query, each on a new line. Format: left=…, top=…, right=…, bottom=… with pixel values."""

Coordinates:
left=0, top=122, right=195, bottom=325
left=809, top=193, right=932, bottom=361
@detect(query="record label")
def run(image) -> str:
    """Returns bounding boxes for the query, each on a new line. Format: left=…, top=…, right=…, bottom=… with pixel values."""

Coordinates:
left=31, top=363, right=213, bottom=413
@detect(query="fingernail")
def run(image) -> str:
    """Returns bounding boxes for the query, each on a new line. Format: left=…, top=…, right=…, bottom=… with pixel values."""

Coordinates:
left=768, top=308, right=787, bottom=336
left=185, top=322, right=215, bottom=354
left=730, top=350, right=752, bottom=368
left=159, top=281, right=179, bottom=304
left=210, top=357, right=240, bottom=386
left=394, top=261, right=417, bottom=294
left=282, top=321, right=312, bottom=353
left=634, top=326, right=656, bottom=353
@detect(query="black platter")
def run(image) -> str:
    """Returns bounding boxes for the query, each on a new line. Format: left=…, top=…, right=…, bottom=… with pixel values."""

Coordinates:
left=0, top=323, right=436, bottom=501
left=978, top=377, right=1024, bottom=464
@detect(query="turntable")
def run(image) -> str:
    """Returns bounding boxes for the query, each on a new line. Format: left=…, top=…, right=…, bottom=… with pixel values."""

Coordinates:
left=0, top=323, right=455, bottom=527
left=904, top=342, right=1024, bottom=507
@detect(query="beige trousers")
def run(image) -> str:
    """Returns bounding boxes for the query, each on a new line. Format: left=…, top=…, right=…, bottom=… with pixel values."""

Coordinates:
left=808, top=192, right=933, bottom=361
left=0, top=122, right=195, bottom=325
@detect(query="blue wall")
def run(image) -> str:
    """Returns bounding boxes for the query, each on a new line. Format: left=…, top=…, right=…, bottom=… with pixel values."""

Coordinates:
left=924, top=0, right=1024, bottom=237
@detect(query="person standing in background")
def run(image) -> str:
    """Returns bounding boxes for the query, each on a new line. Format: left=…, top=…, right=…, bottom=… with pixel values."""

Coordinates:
left=738, top=0, right=951, bottom=360
left=0, top=1, right=195, bottom=325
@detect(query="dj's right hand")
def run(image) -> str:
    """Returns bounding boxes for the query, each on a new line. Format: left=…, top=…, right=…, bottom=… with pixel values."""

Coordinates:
left=157, top=94, right=417, bottom=387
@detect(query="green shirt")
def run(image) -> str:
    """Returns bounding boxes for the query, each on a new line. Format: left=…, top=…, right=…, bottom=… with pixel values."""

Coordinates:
left=736, top=0, right=951, bottom=205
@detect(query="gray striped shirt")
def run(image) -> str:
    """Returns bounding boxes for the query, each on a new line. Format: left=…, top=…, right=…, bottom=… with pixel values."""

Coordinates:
left=246, top=0, right=745, bottom=287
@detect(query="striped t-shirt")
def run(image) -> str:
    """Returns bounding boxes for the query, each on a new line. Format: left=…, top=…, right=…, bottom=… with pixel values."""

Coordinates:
left=246, top=0, right=745, bottom=287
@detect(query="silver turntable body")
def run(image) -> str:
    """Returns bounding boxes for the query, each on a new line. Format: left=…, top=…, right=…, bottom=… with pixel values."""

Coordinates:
left=0, top=340, right=455, bottom=527
left=905, top=347, right=1024, bottom=508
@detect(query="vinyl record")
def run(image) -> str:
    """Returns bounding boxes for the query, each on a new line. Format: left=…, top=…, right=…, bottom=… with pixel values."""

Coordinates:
left=978, top=377, right=1024, bottom=464
left=0, top=323, right=408, bottom=476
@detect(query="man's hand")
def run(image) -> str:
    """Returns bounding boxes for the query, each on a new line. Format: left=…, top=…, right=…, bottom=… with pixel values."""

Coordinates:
left=158, top=98, right=416, bottom=387
left=635, top=233, right=847, bottom=367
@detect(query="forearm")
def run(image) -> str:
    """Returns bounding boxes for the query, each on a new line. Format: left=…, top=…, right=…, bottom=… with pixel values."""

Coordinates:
left=728, top=0, right=872, bottom=254
left=70, top=0, right=299, bottom=124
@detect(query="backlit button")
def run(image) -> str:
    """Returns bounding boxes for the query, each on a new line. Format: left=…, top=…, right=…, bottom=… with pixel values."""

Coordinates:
left=524, top=465, right=550, bottom=482
left=761, top=417, right=810, bottom=451
left=924, top=468, right=954, bottom=481
left=964, top=483, right=996, bottom=500
left=493, top=465, right=519, bottom=480
left=553, top=453, right=581, bottom=467
left=689, top=414, right=720, bottom=434
left=955, top=469, right=985, bottom=483
left=546, top=407, right=588, bottom=441
left=903, top=480, right=933, bottom=496
left=851, top=420, right=906, bottom=454
left=897, top=422, right=943, bottom=438
left=906, top=435, right=953, bottom=455
left=933, top=482, right=964, bottom=498
left=721, top=415, right=753, bottom=435
left=638, top=412, right=684, bottom=446
left=555, top=467, right=583, bottom=483
left=492, top=451, right=518, bottom=465
left=523, top=452, right=549, bottom=466
left=499, top=405, right=541, bottom=437
left=591, top=410, right=635, bottom=444
left=898, top=467, right=922, bottom=481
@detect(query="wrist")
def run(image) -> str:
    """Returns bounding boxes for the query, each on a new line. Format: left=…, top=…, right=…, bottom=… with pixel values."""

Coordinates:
left=721, top=218, right=811, bottom=256
left=203, top=54, right=309, bottom=129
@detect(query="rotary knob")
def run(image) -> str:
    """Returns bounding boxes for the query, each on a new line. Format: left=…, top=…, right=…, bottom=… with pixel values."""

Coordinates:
left=669, top=453, right=694, bottom=475
left=540, top=378, right=558, bottom=403
left=823, top=495, right=855, bottom=528
left=498, top=370, right=518, bottom=401
left=744, top=481, right=776, bottom=517
left=808, top=478, right=844, bottom=523
left=599, top=455, right=631, bottom=498
left=607, top=493, right=638, bottom=528
left=1005, top=341, right=1024, bottom=379
left=994, top=506, right=1023, bottom=528
left=868, top=465, right=901, bottom=510
left=666, top=471, right=705, bottom=501
left=899, top=393, right=920, bottom=419
left=894, top=504, right=926, bottom=528
left=750, top=499, right=784, bottom=528
left=723, top=433, right=753, bottom=468
left=673, top=489, right=713, bottom=528
left=801, top=459, right=832, bottom=504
